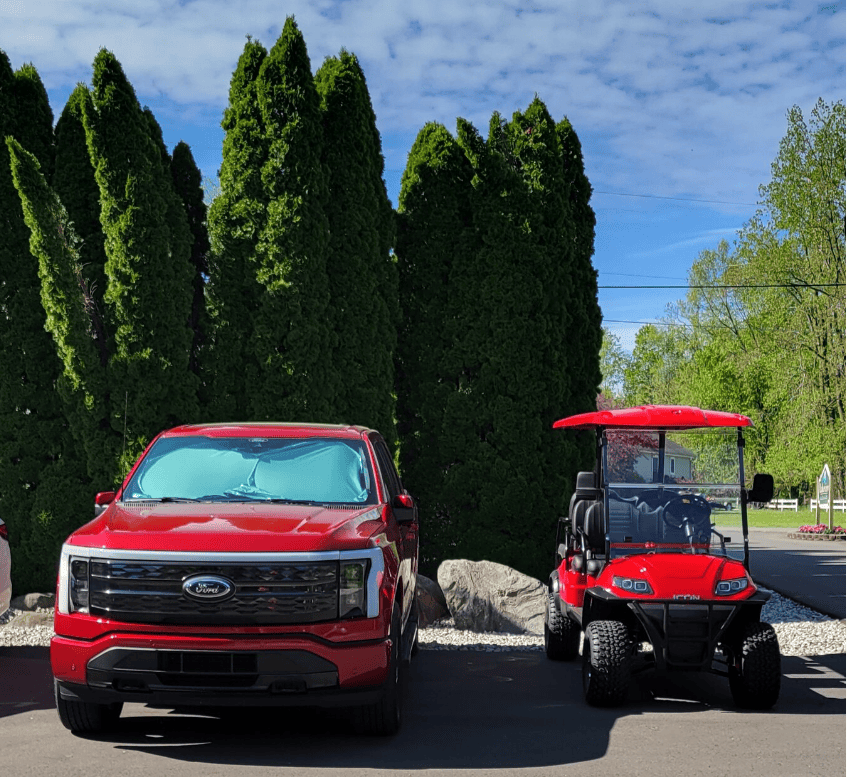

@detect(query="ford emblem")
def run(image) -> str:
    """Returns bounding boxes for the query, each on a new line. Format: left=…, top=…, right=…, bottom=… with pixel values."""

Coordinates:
left=182, top=574, right=235, bottom=601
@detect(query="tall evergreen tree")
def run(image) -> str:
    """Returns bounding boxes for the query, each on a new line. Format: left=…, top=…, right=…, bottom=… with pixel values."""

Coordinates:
left=171, top=141, right=210, bottom=378
left=205, top=38, right=269, bottom=420
left=396, top=102, right=601, bottom=579
left=80, top=49, right=198, bottom=470
left=395, top=123, right=474, bottom=570
left=0, top=53, right=88, bottom=592
left=557, top=116, right=602, bottom=417
left=316, top=50, right=397, bottom=443
left=52, top=83, right=109, bottom=359
left=250, top=17, right=335, bottom=420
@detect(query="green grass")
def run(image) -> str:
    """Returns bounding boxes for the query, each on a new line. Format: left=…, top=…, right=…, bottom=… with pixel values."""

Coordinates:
left=743, top=508, right=842, bottom=529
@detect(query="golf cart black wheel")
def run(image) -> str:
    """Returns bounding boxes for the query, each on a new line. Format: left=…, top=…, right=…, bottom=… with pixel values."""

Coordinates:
left=355, top=605, right=402, bottom=735
left=728, top=622, right=781, bottom=709
left=54, top=680, right=122, bottom=735
left=544, top=592, right=580, bottom=661
left=582, top=620, right=633, bottom=707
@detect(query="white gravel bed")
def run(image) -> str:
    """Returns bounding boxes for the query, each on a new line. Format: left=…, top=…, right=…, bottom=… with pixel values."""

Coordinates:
left=416, top=591, right=846, bottom=657
left=2, top=593, right=845, bottom=656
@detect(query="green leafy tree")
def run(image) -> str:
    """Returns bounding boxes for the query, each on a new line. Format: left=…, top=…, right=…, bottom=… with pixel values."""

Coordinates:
left=623, top=323, right=688, bottom=406
left=600, top=328, right=629, bottom=398
left=316, top=50, right=397, bottom=443
left=737, top=100, right=845, bottom=494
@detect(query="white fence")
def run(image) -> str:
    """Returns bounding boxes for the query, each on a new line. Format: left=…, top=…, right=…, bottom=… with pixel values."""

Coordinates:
left=766, top=499, right=799, bottom=511
left=810, top=499, right=847, bottom=512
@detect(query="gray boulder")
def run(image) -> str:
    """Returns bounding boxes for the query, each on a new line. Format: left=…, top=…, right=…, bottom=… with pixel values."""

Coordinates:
left=436, top=559, right=546, bottom=634
left=11, top=592, right=55, bottom=611
left=415, top=573, right=449, bottom=627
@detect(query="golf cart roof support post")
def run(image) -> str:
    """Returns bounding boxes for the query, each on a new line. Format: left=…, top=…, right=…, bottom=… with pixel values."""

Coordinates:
left=657, top=431, right=666, bottom=484
left=737, top=427, right=750, bottom=571
left=601, top=430, right=611, bottom=559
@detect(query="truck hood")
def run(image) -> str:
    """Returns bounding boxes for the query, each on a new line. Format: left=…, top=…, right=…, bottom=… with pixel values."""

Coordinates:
left=600, top=553, right=753, bottom=600
left=67, top=501, right=386, bottom=553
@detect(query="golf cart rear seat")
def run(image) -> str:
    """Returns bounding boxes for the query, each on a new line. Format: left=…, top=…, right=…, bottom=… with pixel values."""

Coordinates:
left=569, top=472, right=606, bottom=576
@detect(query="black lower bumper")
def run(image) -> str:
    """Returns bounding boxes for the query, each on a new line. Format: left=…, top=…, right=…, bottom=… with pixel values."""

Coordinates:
left=579, top=588, right=772, bottom=673
left=58, top=646, right=386, bottom=709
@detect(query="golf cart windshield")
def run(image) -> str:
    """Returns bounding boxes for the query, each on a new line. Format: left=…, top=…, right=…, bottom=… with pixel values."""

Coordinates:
left=603, top=428, right=743, bottom=560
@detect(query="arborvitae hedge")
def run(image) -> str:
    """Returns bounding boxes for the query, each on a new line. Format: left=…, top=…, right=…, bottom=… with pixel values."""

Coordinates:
left=396, top=101, right=601, bottom=580
left=395, top=123, right=475, bottom=570
left=251, top=17, right=335, bottom=420
left=316, top=50, right=397, bottom=444
left=206, top=38, right=268, bottom=420
left=80, top=49, right=198, bottom=471
left=1, top=53, right=90, bottom=592
left=171, top=141, right=210, bottom=378
left=52, top=84, right=109, bottom=352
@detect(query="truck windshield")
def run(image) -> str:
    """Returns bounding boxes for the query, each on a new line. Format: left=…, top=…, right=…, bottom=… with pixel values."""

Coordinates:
left=604, top=428, right=743, bottom=560
left=123, top=436, right=376, bottom=505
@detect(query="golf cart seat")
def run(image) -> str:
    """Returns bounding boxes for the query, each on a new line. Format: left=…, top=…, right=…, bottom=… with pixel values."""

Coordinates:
left=571, top=499, right=606, bottom=576
left=567, top=472, right=600, bottom=529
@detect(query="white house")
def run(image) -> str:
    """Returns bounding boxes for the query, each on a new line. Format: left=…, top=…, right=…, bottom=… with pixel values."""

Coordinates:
left=633, top=439, right=695, bottom=483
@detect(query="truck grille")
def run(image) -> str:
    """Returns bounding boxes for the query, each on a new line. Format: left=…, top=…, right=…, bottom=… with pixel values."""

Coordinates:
left=88, top=559, right=339, bottom=625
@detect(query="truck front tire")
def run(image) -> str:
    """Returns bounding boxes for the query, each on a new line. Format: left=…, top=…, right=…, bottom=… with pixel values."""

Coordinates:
left=55, top=680, right=123, bottom=734
left=355, top=606, right=402, bottom=735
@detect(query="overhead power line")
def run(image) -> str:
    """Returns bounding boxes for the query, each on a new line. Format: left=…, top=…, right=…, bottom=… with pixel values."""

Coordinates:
left=594, top=190, right=759, bottom=207
left=599, top=283, right=846, bottom=289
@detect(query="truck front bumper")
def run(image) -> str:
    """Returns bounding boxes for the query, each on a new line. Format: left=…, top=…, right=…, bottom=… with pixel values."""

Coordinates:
left=52, top=631, right=391, bottom=709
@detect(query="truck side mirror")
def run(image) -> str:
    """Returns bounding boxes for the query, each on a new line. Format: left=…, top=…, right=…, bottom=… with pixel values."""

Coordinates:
left=746, top=474, right=774, bottom=505
left=94, top=491, right=116, bottom=518
left=392, top=492, right=417, bottom=524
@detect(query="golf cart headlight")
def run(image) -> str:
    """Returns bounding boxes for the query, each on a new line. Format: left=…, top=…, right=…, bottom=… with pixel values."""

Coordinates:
left=339, top=560, right=369, bottom=618
left=69, top=558, right=90, bottom=613
left=715, top=577, right=748, bottom=596
left=612, top=576, right=653, bottom=594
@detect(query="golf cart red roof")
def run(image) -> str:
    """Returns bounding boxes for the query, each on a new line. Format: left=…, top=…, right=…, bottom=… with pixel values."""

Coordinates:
left=553, top=405, right=752, bottom=431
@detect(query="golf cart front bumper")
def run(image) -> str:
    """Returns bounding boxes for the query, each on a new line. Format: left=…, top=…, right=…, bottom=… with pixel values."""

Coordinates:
left=584, top=587, right=771, bottom=673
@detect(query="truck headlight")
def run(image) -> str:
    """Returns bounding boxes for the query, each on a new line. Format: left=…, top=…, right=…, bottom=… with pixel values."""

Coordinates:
left=69, top=558, right=90, bottom=613
left=715, top=577, right=748, bottom=596
left=339, top=560, right=369, bottom=618
left=612, top=576, right=653, bottom=594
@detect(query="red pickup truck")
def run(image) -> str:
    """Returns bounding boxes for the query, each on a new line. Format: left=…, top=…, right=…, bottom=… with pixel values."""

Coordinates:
left=52, top=423, right=419, bottom=735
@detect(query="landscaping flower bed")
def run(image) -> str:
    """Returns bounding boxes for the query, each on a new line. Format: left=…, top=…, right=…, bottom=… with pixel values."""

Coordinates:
left=789, top=524, right=846, bottom=541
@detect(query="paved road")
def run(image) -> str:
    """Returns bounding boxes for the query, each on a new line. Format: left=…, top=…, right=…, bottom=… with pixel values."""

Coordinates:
left=1, top=646, right=844, bottom=777
left=746, top=528, right=846, bottom=619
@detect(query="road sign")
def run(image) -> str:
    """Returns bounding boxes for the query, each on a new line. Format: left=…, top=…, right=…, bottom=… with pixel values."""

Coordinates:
left=817, top=464, right=832, bottom=529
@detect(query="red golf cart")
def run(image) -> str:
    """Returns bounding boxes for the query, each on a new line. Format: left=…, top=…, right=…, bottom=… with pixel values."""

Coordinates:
left=545, top=405, right=781, bottom=708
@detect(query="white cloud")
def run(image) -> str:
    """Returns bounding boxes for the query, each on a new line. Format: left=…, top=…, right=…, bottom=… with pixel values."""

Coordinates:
left=1, top=0, right=842, bottom=327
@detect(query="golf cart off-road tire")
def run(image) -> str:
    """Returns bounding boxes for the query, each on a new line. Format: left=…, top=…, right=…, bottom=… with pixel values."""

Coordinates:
left=728, top=622, right=781, bottom=709
left=545, top=592, right=580, bottom=661
left=54, top=680, right=122, bottom=734
left=355, top=606, right=402, bottom=736
left=582, top=620, right=633, bottom=707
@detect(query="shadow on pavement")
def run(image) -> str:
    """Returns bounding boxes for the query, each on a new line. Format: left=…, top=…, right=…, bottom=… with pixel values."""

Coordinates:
left=40, top=650, right=840, bottom=770
left=0, top=646, right=54, bottom=720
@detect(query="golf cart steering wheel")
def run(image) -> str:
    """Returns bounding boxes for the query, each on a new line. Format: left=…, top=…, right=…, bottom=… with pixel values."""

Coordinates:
left=662, top=493, right=712, bottom=531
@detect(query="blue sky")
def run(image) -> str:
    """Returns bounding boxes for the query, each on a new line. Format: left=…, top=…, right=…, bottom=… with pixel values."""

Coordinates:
left=2, top=0, right=844, bottom=350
